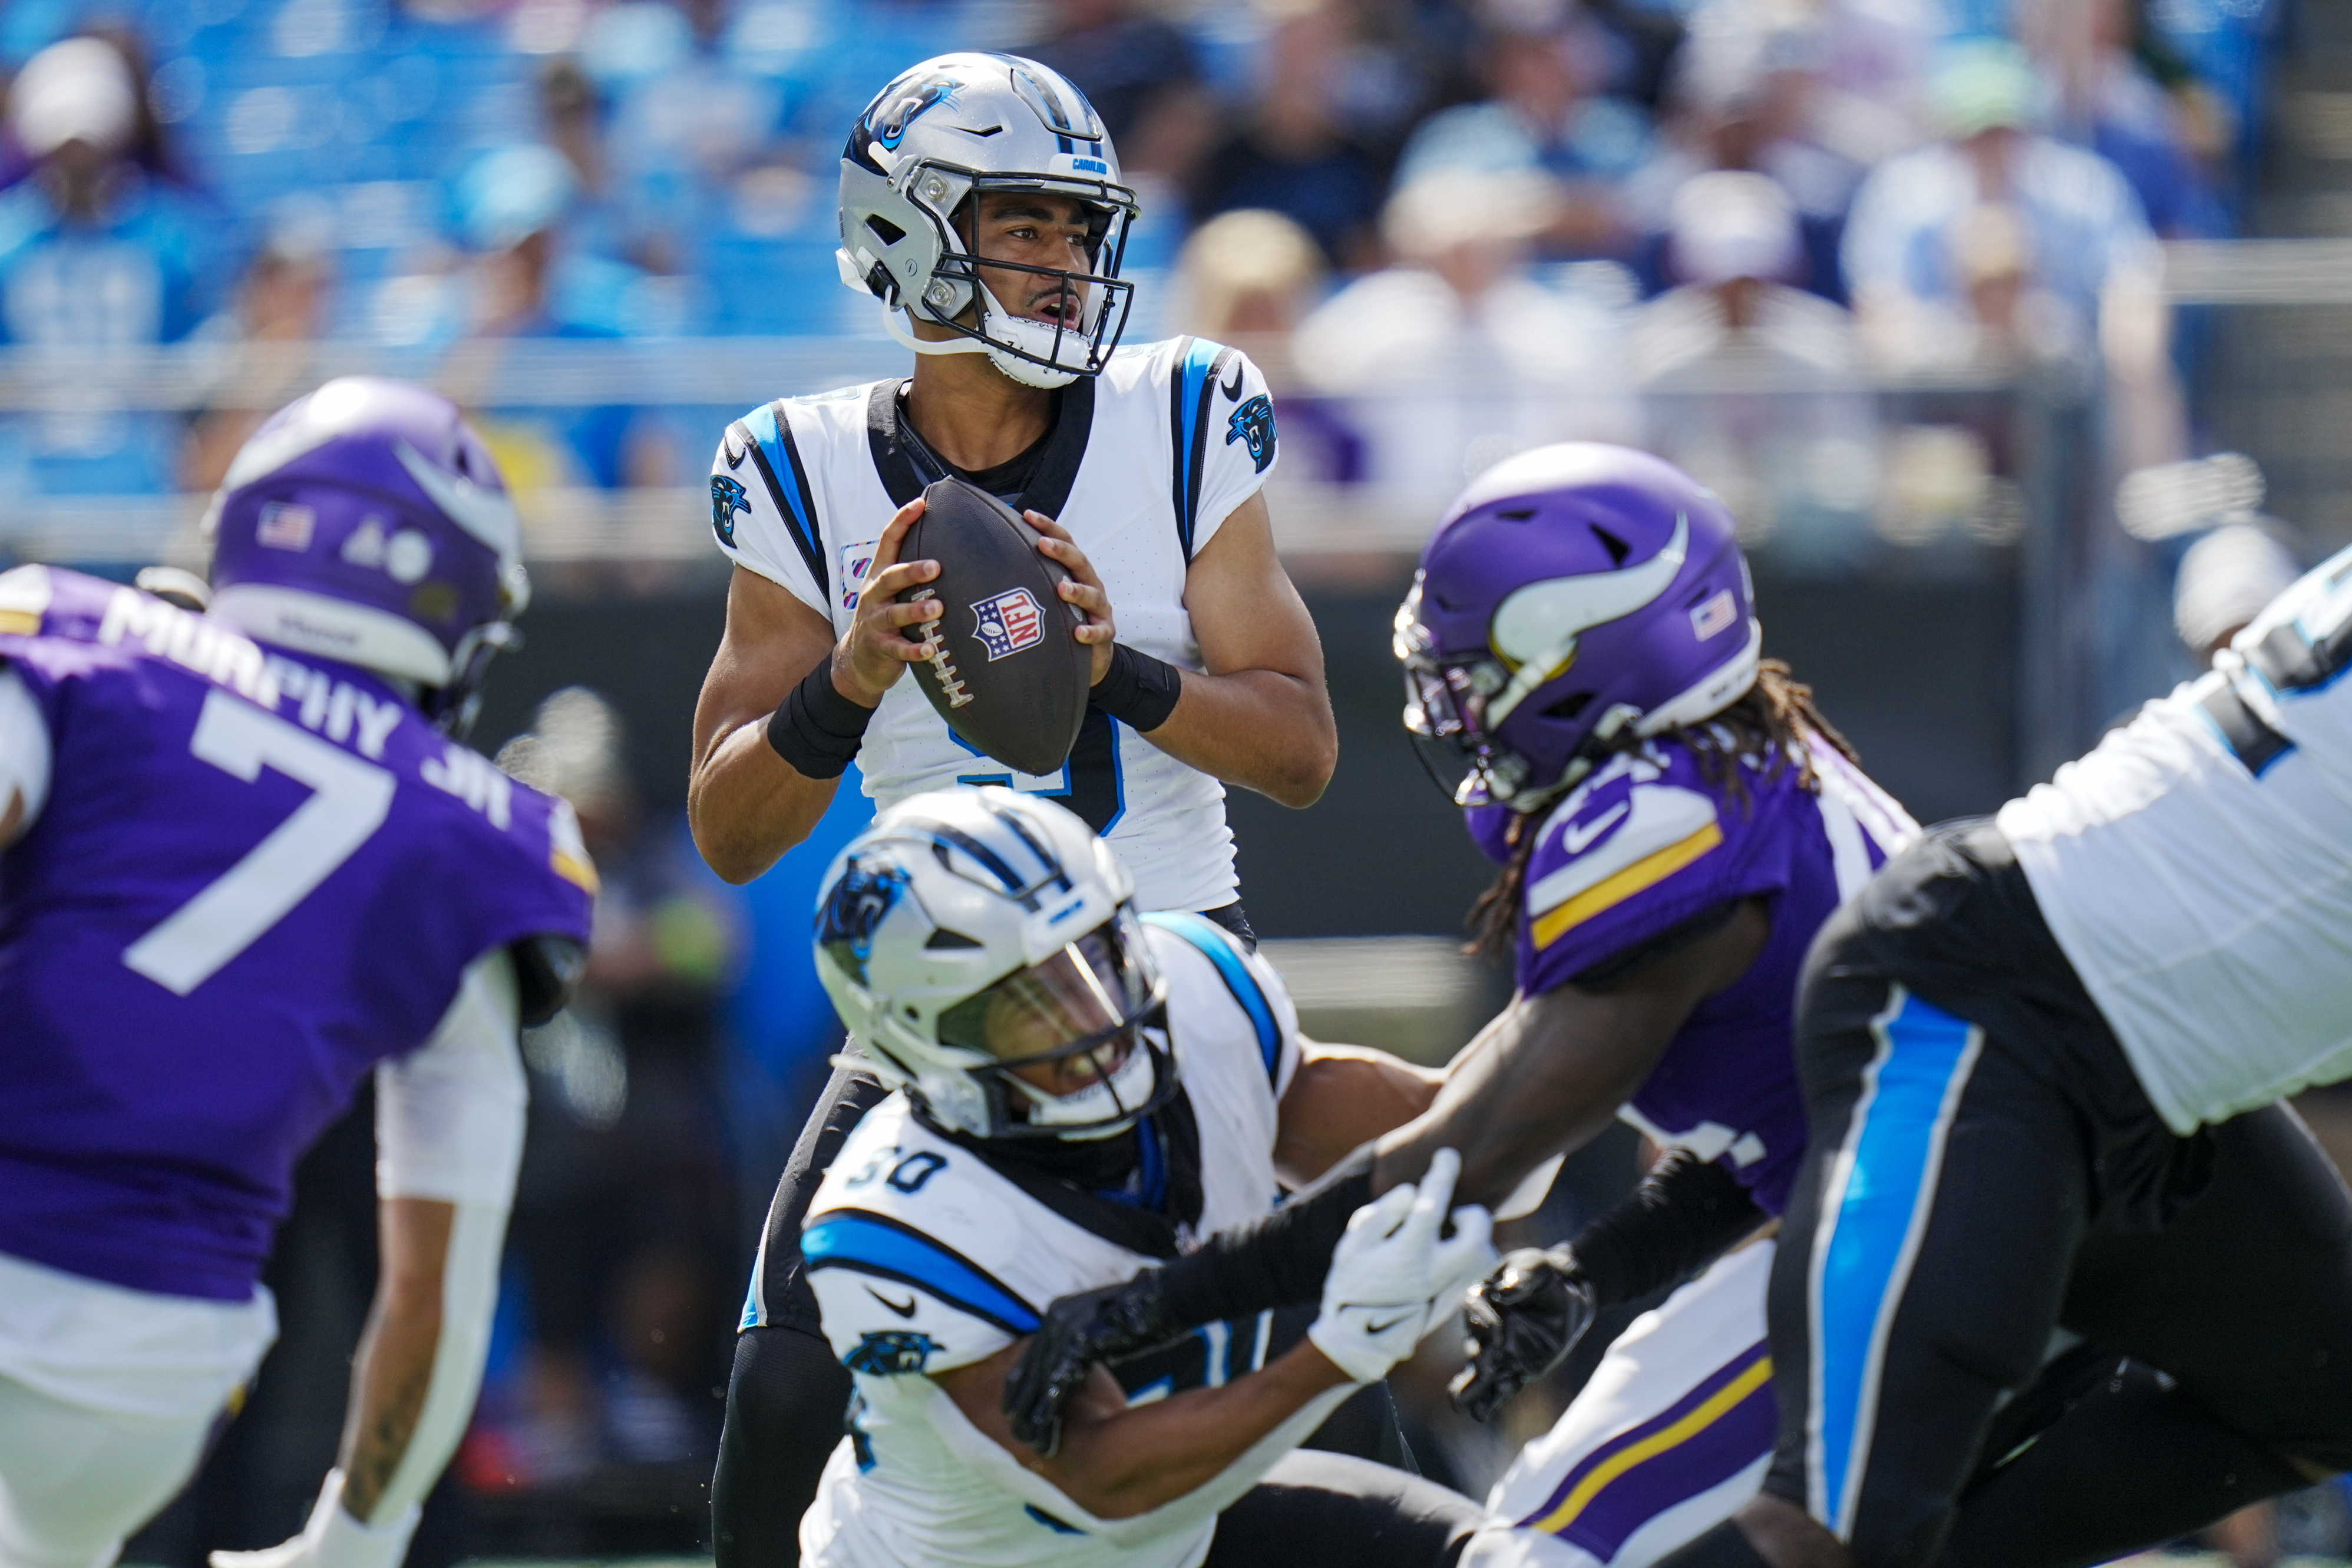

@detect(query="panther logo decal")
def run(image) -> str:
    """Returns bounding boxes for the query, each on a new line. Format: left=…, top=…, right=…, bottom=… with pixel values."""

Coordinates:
left=868, top=72, right=957, bottom=151
left=818, top=858, right=910, bottom=984
left=711, top=474, right=749, bottom=548
left=1225, top=394, right=1276, bottom=474
left=846, top=1329, right=940, bottom=1375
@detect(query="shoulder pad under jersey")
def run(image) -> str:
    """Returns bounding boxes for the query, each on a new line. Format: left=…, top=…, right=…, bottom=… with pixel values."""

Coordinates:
left=803, top=1100, right=1045, bottom=1377
left=1149, top=336, right=1279, bottom=563
left=1515, top=743, right=1802, bottom=995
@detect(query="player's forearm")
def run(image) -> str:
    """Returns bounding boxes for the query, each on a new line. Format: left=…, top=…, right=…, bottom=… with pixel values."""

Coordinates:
left=1274, top=1044, right=1443, bottom=1187
left=1135, top=666, right=1336, bottom=808
left=1565, top=1146, right=1769, bottom=1308
left=1374, top=994, right=1646, bottom=1212
left=1040, top=1339, right=1352, bottom=1518
left=338, top=1198, right=453, bottom=1519
left=688, top=720, right=843, bottom=883
left=339, top=1199, right=510, bottom=1522
left=1109, top=1003, right=1653, bottom=1337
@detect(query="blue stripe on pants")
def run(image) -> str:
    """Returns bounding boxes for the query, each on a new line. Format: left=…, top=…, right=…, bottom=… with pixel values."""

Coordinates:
left=1806, top=985, right=1983, bottom=1540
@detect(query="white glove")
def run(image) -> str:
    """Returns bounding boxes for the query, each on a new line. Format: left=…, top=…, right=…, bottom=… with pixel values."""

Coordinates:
left=1307, top=1147, right=1497, bottom=1384
left=208, top=1471, right=421, bottom=1568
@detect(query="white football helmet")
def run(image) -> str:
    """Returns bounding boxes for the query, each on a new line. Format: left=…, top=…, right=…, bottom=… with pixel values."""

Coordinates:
left=837, top=52, right=1139, bottom=389
left=813, top=786, right=1174, bottom=1141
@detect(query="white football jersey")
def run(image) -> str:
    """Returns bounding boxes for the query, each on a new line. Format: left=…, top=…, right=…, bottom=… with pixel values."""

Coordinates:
left=708, top=339, right=1281, bottom=914
left=1997, top=538, right=2352, bottom=1132
left=797, top=915, right=1314, bottom=1568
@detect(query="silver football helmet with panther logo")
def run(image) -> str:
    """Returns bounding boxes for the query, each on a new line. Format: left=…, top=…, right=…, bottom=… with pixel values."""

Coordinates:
left=837, top=52, right=1139, bottom=390
left=812, top=786, right=1174, bottom=1142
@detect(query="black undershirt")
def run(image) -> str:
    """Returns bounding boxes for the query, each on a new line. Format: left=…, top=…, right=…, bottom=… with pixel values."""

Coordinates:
left=894, top=386, right=1062, bottom=502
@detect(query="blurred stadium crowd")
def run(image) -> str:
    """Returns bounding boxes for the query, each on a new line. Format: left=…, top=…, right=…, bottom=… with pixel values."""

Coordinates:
left=0, top=0, right=2282, bottom=526
left=0, top=0, right=2311, bottom=1556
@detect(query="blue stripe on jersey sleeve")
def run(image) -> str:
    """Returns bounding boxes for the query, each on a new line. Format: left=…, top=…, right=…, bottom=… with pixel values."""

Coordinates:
left=1146, top=911, right=1280, bottom=1084
left=802, top=1209, right=1041, bottom=1335
left=1168, top=337, right=1228, bottom=562
left=739, top=401, right=828, bottom=600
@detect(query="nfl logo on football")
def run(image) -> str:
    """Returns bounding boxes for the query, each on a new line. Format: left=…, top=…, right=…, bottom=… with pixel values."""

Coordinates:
left=971, top=587, right=1045, bottom=661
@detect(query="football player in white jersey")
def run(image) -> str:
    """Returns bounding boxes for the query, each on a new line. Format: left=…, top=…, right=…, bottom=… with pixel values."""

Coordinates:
left=695, top=52, right=1347, bottom=1552
left=788, top=785, right=1554, bottom=1568
left=1648, top=542, right=2352, bottom=1568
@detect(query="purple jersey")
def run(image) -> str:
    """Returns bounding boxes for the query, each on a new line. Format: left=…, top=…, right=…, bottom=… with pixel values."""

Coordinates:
left=0, top=567, right=595, bottom=1301
left=1484, top=737, right=1915, bottom=1215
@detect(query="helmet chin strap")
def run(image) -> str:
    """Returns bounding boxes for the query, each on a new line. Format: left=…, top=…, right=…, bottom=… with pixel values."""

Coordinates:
left=884, top=307, right=994, bottom=357
left=886, top=282, right=1091, bottom=389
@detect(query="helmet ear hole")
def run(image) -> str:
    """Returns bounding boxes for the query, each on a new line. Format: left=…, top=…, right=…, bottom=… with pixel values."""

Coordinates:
left=866, top=214, right=907, bottom=247
left=924, top=928, right=984, bottom=950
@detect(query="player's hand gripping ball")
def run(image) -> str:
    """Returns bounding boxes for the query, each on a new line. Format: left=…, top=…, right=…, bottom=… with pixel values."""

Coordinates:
left=896, top=477, right=1094, bottom=776
left=1450, top=1245, right=1598, bottom=1423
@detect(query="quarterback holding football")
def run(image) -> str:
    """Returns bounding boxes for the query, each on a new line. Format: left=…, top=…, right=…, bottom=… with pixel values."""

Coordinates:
left=689, top=51, right=1343, bottom=1555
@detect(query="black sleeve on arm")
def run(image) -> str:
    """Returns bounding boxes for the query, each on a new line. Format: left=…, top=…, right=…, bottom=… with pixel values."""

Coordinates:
left=1154, top=1144, right=1376, bottom=1327
left=1566, top=1145, right=1768, bottom=1308
left=508, top=934, right=587, bottom=1028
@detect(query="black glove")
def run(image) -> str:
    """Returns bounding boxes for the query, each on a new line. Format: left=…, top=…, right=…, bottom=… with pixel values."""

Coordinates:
left=1448, top=1246, right=1598, bottom=1423
left=1005, top=1269, right=1184, bottom=1455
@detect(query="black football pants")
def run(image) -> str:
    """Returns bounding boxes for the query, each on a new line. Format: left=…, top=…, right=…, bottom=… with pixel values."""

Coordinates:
left=1749, top=825, right=2352, bottom=1568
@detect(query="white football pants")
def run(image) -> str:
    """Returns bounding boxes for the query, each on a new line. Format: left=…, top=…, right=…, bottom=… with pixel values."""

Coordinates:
left=0, top=1375, right=219, bottom=1568
left=1488, top=1238, right=1777, bottom=1568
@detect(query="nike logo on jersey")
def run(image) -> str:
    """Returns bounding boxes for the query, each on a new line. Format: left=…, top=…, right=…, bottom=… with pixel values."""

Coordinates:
left=1363, top=1312, right=1413, bottom=1335
left=1561, top=802, right=1629, bottom=854
left=1219, top=360, right=1245, bottom=402
left=868, top=1285, right=920, bottom=1319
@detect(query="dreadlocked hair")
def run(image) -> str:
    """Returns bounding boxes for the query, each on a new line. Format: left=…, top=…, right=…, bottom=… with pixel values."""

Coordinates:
left=1465, top=661, right=1858, bottom=962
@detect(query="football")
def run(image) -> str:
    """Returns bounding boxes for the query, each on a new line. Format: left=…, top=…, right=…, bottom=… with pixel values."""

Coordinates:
left=896, top=476, right=1092, bottom=776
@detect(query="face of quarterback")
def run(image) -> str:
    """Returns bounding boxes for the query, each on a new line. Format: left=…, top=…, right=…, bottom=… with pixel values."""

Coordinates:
left=963, top=190, right=1097, bottom=328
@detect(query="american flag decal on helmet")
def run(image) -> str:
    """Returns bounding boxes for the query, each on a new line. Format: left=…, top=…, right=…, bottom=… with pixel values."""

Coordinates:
left=971, top=587, right=1045, bottom=660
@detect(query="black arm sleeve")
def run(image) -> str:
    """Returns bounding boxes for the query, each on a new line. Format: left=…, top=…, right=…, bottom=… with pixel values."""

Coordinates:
left=508, top=933, right=587, bottom=1028
left=1154, top=1145, right=1377, bottom=1328
left=1565, top=1146, right=1768, bottom=1308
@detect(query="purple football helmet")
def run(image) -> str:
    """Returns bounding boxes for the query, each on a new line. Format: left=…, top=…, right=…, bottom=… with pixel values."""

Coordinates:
left=1396, top=444, right=1762, bottom=810
left=203, top=378, right=528, bottom=736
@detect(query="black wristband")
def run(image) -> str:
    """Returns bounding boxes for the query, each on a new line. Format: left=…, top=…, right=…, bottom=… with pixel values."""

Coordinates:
left=764, top=659, right=876, bottom=780
left=1567, top=1147, right=1767, bottom=1308
left=1091, top=642, right=1184, bottom=733
left=1154, top=1144, right=1376, bottom=1328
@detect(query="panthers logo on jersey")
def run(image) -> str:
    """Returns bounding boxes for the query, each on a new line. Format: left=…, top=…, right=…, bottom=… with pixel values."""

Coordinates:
left=1226, top=395, right=1276, bottom=474
left=846, top=1329, right=941, bottom=1375
left=711, top=475, right=749, bottom=548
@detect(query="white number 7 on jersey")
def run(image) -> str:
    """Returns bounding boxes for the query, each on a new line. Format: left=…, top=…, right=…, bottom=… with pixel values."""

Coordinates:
left=124, top=689, right=397, bottom=996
